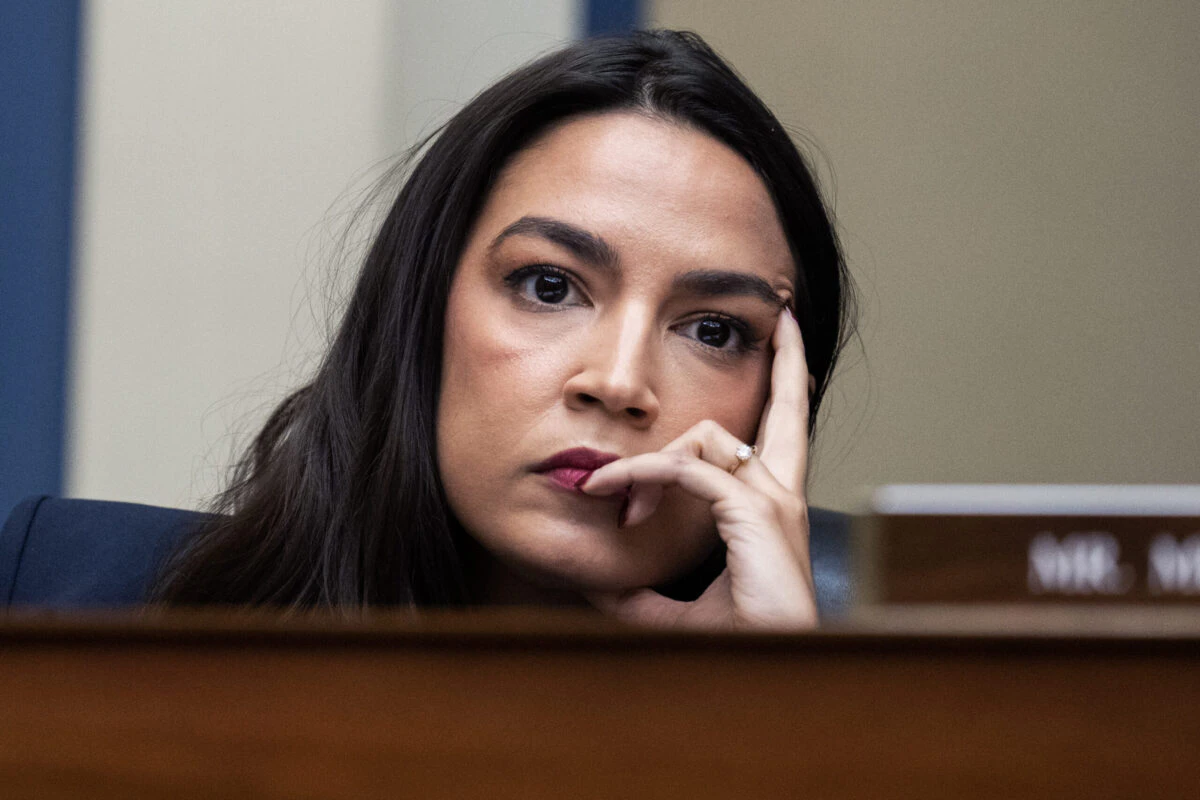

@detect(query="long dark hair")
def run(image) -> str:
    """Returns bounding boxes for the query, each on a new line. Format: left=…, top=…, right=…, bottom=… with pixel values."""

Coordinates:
left=150, top=29, right=857, bottom=608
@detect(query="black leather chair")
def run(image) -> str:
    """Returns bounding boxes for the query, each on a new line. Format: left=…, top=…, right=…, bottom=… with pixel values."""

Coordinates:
left=1, top=496, right=851, bottom=615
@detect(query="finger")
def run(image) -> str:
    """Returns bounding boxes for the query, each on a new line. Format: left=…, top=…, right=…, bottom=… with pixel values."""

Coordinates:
left=665, top=420, right=785, bottom=497
left=581, top=451, right=749, bottom=505
left=755, top=308, right=812, bottom=493
left=621, top=482, right=663, bottom=528
left=601, top=421, right=781, bottom=527
left=582, top=420, right=790, bottom=528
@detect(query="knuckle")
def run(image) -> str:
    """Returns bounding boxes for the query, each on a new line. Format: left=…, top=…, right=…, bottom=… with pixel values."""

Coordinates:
left=705, top=419, right=738, bottom=454
left=691, top=419, right=723, bottom=441
left=668, top=451, right=693, bottom=470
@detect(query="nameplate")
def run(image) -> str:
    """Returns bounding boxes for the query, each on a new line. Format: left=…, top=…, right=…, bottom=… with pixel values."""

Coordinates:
left=854, top=485, right=1200, bottom=605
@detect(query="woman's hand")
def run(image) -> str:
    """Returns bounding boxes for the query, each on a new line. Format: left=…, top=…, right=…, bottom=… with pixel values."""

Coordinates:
left=580, top=308, right=818, bottom=630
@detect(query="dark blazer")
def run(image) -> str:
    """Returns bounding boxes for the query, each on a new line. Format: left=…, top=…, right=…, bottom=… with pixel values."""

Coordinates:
left=1, top=496, right=851, bottom=615
left=0, top=495, right=205, bottom=607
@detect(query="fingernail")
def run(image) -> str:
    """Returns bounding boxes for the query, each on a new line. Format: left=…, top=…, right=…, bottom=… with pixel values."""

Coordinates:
left=617, top=496, right=630, bottom=529
left=574, top=472, right=591, bottom=490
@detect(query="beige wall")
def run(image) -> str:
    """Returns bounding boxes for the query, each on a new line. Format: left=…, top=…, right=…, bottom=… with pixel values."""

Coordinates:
left=69, top=1, right=576, bottom=509
left=653, top=1, right=1200, bottom=510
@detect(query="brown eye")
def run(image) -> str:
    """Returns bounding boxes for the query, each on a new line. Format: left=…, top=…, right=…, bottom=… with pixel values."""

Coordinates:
left=678, top=315, right=757, bottom=355
left=696, top=319, right=731, bottom=348
left=533, top=273, right=569, bottom=303
left=505, top=265, right=582, bottom=307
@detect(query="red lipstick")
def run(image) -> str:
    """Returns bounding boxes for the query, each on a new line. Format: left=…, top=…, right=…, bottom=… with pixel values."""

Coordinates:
left=532, top=447, right=620, bottom=493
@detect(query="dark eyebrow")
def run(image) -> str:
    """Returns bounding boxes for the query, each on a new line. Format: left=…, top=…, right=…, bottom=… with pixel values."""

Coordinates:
left=490, top=216, right=618, bottom=269
left=492, top=217, right=787, bottom=308
left=671, top=269, right=788, bottom=309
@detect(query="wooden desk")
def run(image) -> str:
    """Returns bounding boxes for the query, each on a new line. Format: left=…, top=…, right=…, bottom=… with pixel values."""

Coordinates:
left=1, top=609, right=1196, bottom=799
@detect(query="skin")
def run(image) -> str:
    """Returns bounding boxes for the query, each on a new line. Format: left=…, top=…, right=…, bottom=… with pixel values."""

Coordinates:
left=437, top=111, right=817, bottom=628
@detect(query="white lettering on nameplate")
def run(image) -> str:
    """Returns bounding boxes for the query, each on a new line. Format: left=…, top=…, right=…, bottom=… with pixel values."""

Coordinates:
left=1148, top=534, right=1200, bottom=595
left=1027, top=532, right=1134, bottom=595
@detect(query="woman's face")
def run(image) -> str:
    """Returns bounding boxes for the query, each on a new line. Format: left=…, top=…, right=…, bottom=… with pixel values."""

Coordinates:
left=437, top=111, right=796, bottom=594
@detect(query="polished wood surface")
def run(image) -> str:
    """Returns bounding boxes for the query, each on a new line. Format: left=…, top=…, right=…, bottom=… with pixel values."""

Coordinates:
left=1, top=609, right=1197, bottom=799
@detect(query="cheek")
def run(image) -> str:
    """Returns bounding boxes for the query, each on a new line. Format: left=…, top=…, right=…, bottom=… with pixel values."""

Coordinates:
left=659, top=353, right=772, bottom=443
left=441, top=304, right=563, bottom=429
left=437, top=285, right=571, bottom=500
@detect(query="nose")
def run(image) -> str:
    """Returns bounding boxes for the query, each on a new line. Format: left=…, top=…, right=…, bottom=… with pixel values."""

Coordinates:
left=562, top=304, right=660, bottom=427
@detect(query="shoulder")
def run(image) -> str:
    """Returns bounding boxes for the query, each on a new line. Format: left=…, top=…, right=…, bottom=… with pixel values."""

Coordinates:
left=0, top=495, right=208, bottom=607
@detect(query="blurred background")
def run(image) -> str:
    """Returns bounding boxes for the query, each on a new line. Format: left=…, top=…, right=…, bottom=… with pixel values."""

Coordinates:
left=2, top=0, right=1197, bottom=519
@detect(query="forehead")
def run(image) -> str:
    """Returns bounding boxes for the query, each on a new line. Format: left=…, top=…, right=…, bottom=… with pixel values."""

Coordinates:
left=474, top=112, right=795, bottom=290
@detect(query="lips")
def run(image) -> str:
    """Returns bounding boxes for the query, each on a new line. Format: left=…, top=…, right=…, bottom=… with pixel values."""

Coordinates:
left=532, top=447, right=621, bottom=492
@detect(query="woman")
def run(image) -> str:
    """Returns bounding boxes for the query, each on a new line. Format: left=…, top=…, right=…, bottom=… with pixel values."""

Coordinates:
left=150, top=29, right=856, bottom=629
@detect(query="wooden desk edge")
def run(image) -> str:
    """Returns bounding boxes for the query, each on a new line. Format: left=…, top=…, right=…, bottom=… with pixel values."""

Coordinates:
left=1, top=605, right=1198, bottom=652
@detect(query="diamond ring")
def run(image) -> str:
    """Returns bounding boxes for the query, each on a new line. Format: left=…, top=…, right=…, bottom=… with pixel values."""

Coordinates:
left=728, top=443, right=757, bottom=475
